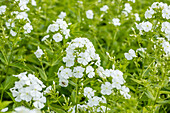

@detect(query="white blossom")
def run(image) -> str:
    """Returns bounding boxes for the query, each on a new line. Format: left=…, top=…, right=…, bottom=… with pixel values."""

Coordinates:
left=0, top=5, right=7, bottom=15
left=112, top=18, right=121, bottom=26
left=86, top=10, right=94, bottom=19
left=34, top=46, right=44, bottom=58
left=124, top=49, right=137, bottom=60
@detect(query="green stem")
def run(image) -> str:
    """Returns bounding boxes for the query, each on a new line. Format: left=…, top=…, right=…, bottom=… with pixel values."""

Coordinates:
left=1, top=90, right=4, bottom=102
left=75, top=78, right=79, bottom=113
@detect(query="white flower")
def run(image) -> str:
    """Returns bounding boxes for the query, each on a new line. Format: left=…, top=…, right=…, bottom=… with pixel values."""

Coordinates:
left=63, top=56, right=75, bottom=67
left=16, top=12, right=28, bottom=20
left=34, top=46, right=44, bottom=58
left=58, top=68, right=73, bottom=79
left=87, top=72, right=95, bottom=78
left=84, top=87, right=95, bottom=98
left=10, top=29, right=17, bottom=36
left=101, top=82, right=112, bottom=95
left=124, top=3, right=132, bottom=13
left=77, top=52, right=91, bottom=66
left=124, top=49, right=137, bottom=60
left=20, top=87, right=32, bottom=102
left=87, top=96, right=101, bottom=107
left=142, top=21, right=152, bottom=32
left=57, top=19, right=68, bottom=30
left=61, top=29, right=70, bottom=39
left=122, top=11, right=128, bottom=17
left=145, top=8, right=155, bottom=19
left=44, top=86, right=52, bottom=94
left=100, top=5, right=109, bottom=12
left=128, top=0, right=135, bottom=3
left=13, top=106, right=30, bottom=113
left=111, top=70, right=125, bottom=85
left=33, top=96, right=46, bottom=109
left=23, top=23, right=33, bottom=33
left=41, top=35, right=50, bottom=41
left=120, top=86, right=131, bottom=99
left=0, top=5, right=7, bottom=15
left=112, top=18, right=121, bottom=26
left=161, top=22, right=170, bottom=34
left=31, top=0, right=37, bottom=6
left=47, top=24, right=59, bottom=33
left=136, top=48, right=147, bottom=53
left=162, top=7, right=170, bottom=19
left=12, top=106, right=41, bottom=113
left=73, top=66, right=85, bottom=78
left=58, top=11, right=66, bottom=19
left=97, top=66, right=105, bottom=78
left=134, top=13, right=140, bottom=21
left=53, top=33, right=63, bottom=42
left=151, top=2, right=159, bottom=8
left=86, top=10, right=94, bottom=19
left=1, top=107, right=8, bottom=112
left=59, top=78, right=69, bottom=87
left=162, top=41, right=170, bottom=55
left=6, top=19, right=15, bottom=29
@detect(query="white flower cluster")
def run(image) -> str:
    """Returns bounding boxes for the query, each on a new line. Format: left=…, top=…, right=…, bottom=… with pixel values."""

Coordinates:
left=144, top=2, right=170, bottom=39
left=14, top=0, right=36, bottom=11
left=5, top=11, right=33, bottom=36
left=85, top=91, right=110, bottom=112
left=44, top=18, right=70, bottom=42
left=136, top=2, right=170, bottom=56
left=58, top=38, right=130, bottom=112
left=145, top=2, right=170, bottom=19
left=12, top=106, right=41, bottom=113
left=97, top=66, right=131, bottom=99
left=68, top=87, right=109, bottom=113
left=57, top=38, right=101, bottom=87
left=10, top=72, right=46, bottom=109
left=0, top=5, right=6, bottom=15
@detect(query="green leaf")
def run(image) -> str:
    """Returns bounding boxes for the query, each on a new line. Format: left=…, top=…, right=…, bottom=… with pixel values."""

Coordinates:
left=71, top=89, right=76, bottom=104
left=0, top=101, right=13, bottom=110
left=38, top=68, right=47, bottom=81
left=25, top=54, right=39, bottom=65
left=157, top=100, right=170, bottom=104
left=160, top=91, right=170, bottom=94
left=49, top=104, right=66, bottom=113
left=2, top=76, right=17, bottom=91
left=69, top=81, right=77, bottom=87
left=0, top=53, right=7, bottom=65
left=130, top=78, right=142, bottom=85
left=145, top=90, right=155, bottom=101
left=9, top=63, right=33, bottom=72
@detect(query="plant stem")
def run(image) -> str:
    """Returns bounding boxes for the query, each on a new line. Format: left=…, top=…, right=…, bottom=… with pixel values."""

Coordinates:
left=75, top=78, right=79, bottom=113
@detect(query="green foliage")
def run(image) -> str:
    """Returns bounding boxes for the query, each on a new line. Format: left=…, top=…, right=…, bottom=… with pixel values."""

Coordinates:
left=0, top=0, right=170, bottom=112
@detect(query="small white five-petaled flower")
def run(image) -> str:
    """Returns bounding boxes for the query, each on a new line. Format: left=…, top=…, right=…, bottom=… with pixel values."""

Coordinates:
left=34, top=46, right=44, bottom=58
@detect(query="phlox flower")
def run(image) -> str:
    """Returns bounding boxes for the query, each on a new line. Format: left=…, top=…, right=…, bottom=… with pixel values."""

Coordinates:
left=34, top=46, right=44, bottom=58
left=86, top=10, right=94, bottom=19
left=124, top=49, right=137, bottom=60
